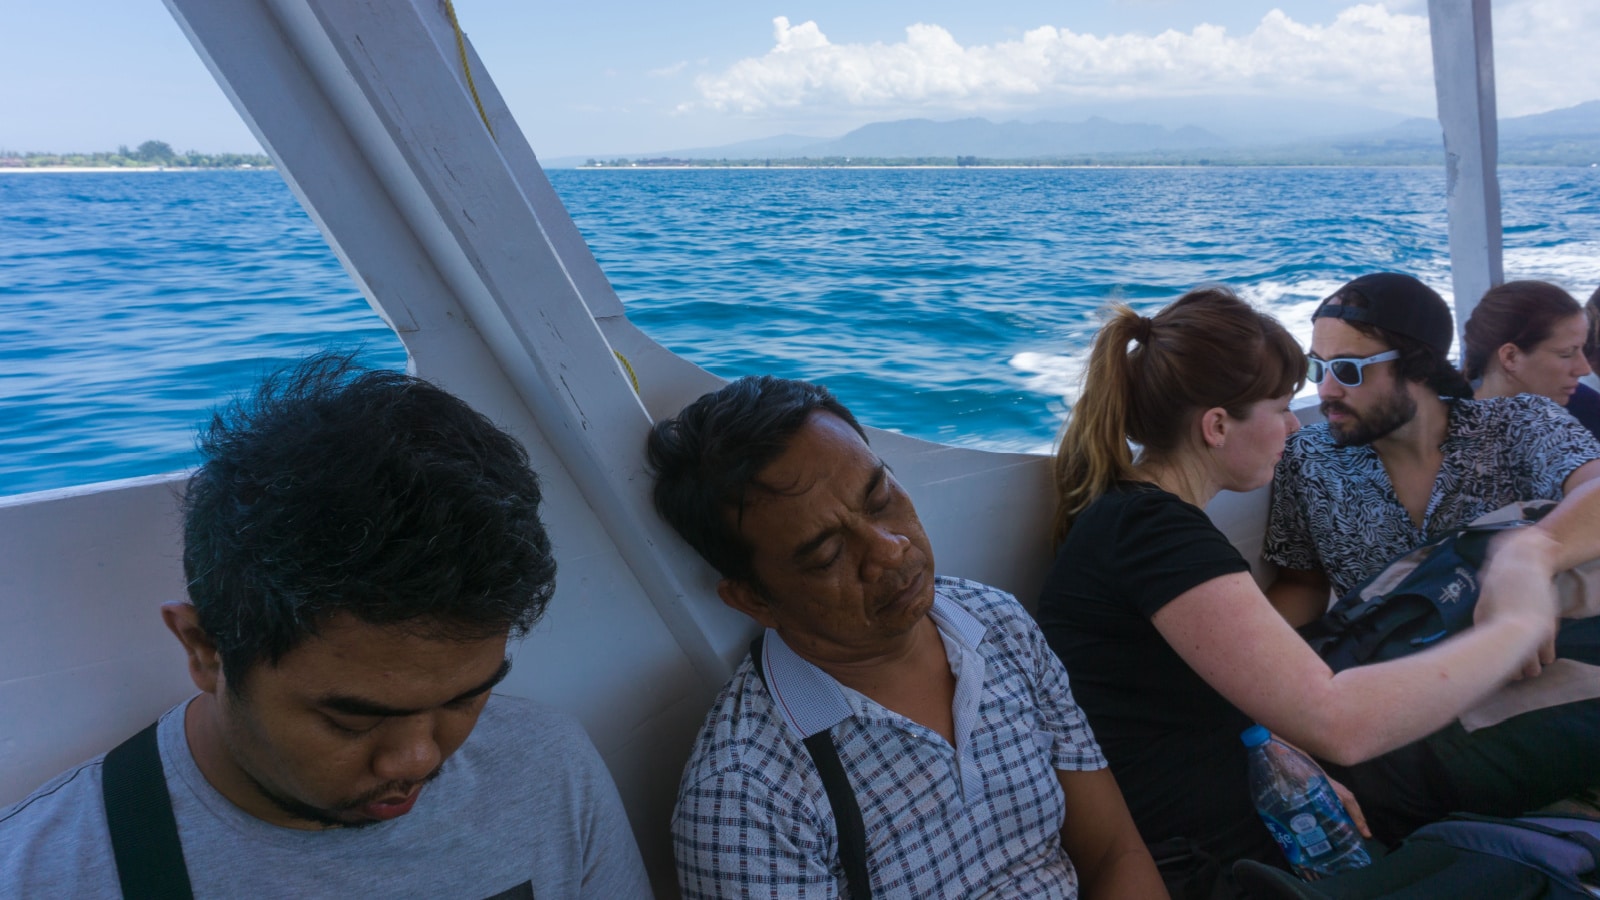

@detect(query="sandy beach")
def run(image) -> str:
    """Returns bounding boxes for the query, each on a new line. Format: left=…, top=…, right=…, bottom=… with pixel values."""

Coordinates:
left=0, top=166, right=269, bottom=174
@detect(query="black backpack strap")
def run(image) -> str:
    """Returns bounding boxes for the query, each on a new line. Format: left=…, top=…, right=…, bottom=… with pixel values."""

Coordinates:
left=750, top=637, right=873, bottom=900
left=802, top=731, right=872, bottom=900
left=481, top=881, right=534, bottom=899
left=102, top=721, right=194, bottom=900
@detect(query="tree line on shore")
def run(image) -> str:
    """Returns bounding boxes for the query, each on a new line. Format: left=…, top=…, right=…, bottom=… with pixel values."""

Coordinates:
left=0, top=140, right=272, bottom=169
left=579, top=142, right=1600, bottom=169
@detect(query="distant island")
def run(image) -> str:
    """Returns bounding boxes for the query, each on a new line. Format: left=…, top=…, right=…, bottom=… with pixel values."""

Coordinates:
left=571, top=100, right=1600, bottom=170
left=0, top=140, right=272, bottom=170
left=579, top=154, right=1426, bottom=168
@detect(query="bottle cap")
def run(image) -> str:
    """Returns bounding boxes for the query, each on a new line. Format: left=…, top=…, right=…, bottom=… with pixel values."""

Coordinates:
left=1240, top=725, right=1271, bottom=747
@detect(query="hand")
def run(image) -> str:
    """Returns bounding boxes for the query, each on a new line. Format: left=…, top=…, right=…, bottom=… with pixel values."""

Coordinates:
left=1477, top=528, right=1562, bottom=678
left=1326, top=775, right=1370, bottom=839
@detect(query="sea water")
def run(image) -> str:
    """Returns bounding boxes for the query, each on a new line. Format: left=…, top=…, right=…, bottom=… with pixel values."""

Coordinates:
left=4, top=166, right=1600, bottom=497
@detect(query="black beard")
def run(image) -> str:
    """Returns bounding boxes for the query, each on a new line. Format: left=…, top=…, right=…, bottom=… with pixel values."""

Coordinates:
left=1322, top=380, right=1417, bottom=447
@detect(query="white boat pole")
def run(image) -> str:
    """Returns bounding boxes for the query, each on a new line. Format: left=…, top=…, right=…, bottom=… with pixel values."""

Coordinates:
left=160, top=0, right=743, bottom=688
left=1428, top=0, right=1503, bottom=335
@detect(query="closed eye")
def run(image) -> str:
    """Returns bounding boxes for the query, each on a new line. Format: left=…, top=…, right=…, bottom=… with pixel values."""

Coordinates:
left=869, top=486, right=893, bottom=514
left=326, top=715, right=381, bottom=736
left=808, top=544, right=843, bottom=571
left=444, top=690, right=492, bottom=711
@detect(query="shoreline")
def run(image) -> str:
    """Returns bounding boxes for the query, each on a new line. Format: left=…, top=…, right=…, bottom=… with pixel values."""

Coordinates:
left=569, top=163, right=1453, bottom=172
left=0, top=166, right=273, bottom=174
left=568, top=161, right=1600, bottom=171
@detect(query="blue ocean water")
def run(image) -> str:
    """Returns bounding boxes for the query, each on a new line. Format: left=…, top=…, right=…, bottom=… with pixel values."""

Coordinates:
left=4, top=166, right=1600, bottom=497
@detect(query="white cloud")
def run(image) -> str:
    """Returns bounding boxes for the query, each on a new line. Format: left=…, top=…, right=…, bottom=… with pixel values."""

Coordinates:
left=1493, top=0, right=1600, bottom=115
left=688, top=1, right=1600, bottom=121
left=648, top=61, right=689, bottom=78
left=691, top=6, right=1437, bottom=116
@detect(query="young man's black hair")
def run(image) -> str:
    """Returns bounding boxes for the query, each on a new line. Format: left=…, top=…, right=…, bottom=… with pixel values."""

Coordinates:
left=1313, top=272, right=1474, bottom=400
left=182, top=351, right=556, bottom=689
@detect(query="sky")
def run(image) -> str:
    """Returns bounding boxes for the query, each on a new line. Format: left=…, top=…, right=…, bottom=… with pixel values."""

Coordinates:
left=3, top=0, right=1599, bottom=159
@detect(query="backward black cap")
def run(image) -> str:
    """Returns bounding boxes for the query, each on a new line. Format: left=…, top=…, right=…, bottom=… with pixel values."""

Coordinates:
left=1313, top=272, right=1455, bottom=357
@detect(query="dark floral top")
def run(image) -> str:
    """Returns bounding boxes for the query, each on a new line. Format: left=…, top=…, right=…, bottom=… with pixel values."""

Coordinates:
left=1266, top=394, right=1600, bottom=597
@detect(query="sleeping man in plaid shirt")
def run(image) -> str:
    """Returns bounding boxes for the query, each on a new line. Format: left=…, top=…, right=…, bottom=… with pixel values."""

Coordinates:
left=647, top=375, right=1164, bottom=899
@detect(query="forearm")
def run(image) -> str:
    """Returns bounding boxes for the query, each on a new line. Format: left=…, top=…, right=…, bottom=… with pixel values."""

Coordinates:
left=1057, top=768, right=1168, bottom=899
left=1073, top=837, right=1167, bottom=900
left=1290, top=613, right=1550, bottom=764
left=1154, top=572, right=1550, bottom=771
left=1535, top=476, right=1600, bottom=580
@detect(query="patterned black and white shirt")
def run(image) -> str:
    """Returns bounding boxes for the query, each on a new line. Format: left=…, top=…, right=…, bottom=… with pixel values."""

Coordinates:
left=672, top=577, right=1105, bottom=899
left=1265, top=394, right=1600, bottom=597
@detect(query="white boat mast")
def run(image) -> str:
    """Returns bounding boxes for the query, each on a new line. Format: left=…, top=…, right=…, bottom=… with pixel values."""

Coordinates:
left=1428, top=0, right=1504, bottom=332
left=160, top=0, right=747, bottom=687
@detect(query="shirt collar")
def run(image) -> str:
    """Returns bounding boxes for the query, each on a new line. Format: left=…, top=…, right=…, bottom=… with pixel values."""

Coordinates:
left=759, top=587, right=986, bottom=741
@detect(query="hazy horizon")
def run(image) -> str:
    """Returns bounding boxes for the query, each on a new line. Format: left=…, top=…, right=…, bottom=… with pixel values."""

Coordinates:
left=5, top=1, right=1600, bottom=159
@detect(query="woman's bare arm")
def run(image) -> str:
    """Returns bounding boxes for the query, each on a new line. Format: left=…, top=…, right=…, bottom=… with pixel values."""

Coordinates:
left=1150, top=571, right=1553, bottom=765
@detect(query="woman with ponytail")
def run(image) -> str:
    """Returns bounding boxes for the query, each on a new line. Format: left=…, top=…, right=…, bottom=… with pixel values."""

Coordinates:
left=1035, top=287, right=1563, bottom=893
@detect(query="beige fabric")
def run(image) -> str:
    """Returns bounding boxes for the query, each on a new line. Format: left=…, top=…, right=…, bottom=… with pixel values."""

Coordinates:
left=1451, top=502, right=1600, bottom=730
left=1460, top=659, right=1600, bottom=732
left=1468, top=501, right=1600, bottom=617
left=1558, top=565, right=1600, bottom=619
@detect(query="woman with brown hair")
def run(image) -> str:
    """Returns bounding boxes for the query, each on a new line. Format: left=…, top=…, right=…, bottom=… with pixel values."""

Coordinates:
left=1464, top=279, right=1600, bottom=440
left=1035, top=286, right=1559, bottom=893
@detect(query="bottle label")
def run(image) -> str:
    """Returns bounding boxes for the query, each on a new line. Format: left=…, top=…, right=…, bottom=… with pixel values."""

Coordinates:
left=1289, top=812, right=1332, bottom=857
left=1256, top=776, right=1367, bottom=871
left=1257, top=813, right=1304, bottom=866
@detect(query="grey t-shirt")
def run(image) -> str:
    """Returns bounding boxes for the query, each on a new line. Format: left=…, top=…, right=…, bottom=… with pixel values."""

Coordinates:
left=0, top=694, right=650, bottom=899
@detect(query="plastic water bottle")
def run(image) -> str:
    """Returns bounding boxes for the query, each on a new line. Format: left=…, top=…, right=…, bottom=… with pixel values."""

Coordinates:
left=1241, top=725, right=1372, bottom=879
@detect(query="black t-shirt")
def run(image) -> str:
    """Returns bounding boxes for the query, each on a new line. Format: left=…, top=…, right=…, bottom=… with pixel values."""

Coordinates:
left=1037, top=481, right=1280, bottom=867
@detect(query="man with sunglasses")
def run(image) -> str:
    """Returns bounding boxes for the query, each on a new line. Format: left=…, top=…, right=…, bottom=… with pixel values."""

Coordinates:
left=1260, top=273, right=1600, bottom=841
left=1264, top=272, right=1600, bottom=622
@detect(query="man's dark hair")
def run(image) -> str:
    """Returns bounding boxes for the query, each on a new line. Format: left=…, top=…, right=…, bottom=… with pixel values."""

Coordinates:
left=182, top=352, right=556, bottom=690
left=646, top=375, right=864, bottom=584
left=1317, top=281, right=1473, bottom=399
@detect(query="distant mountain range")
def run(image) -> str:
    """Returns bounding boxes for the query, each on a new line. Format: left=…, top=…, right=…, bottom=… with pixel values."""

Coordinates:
left=548, top=99, right=1600, bottom=168
left=795, top=116, right=1229, bottom=158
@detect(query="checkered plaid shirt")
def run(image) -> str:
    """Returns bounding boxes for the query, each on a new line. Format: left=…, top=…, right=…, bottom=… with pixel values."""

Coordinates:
left=673, top=576, right=1106, bottom=899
